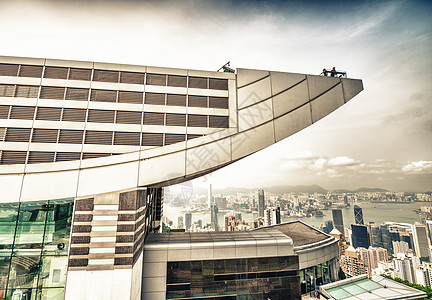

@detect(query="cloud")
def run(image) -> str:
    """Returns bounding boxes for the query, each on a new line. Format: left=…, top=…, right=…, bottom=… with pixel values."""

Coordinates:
left=328, top=156, right=356, bottom=166
left=402, top=161, right=432, bottom=174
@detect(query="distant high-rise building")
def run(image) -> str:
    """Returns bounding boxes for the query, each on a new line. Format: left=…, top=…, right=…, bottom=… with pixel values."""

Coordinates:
left=273, top=207, right=281, bottom=225
left=197, top=220, right=203, bottom=229
left=322, top=220, right=334, bottom=234
left=258, top=188, right=265, bottom=218
left=208, top=184, right=213, bottom=209
left=178, top=216, right=184, bottom=229
left=185, top=211, right=192, bottom=232
left=235, top=212, right=242, bottom=221
left=332, top=209, right=344, bottom=235
left=264, top=208, right=271, bottom=226
left=211, top=202, right=219, bottom=230
left=351, top=224, right=371, bottom=249
left=344, top=195, right=348, bottom=205
left=225, top=215, right=236, bottom=231
left=413, top=223, right=429, bottom=260
left=340, top=246, right=368, bottom=277
left=354, top=205, right=364, bottom=225
left=394, top=256, right=416, bottom=283
left=393, top=241, right=410, bottom=255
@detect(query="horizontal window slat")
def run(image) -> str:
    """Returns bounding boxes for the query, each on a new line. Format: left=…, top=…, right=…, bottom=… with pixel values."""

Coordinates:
left=209, top=97, right=228, bottom=109
left=118, top=91, right=143, bottom=104
left=87, top=109, right=115, bottom=123
left=1, top=151, right=27, bottom=165
left=9, top=106, right=35, bottom=120
left=65, top=88, right=89, bottom=101
left=120, top=72, right=145, bottom=84
left=113, top=132, right=140, bottom=146
left=5, top=128, right=31, bottom=142
left=56, top=152, right=81, bottom=162
left=19, top=65, right=43, bottom=78
left=167, top=75, right=187, bottom=87
left=189, top=77, right=207, bottom=89
left=0, top=64, right=19, bottom=77
left=85, top=131, right=113, bottom=145
left=28, top=151, right=55, bottom=164
left=93, top=70, right=119, bottom=83
left=0, top=84, right=15, bottom=97
left=187, top=114, right=207, bottom=127
left=69, top=68, right=92, bottom=81
left=40, top=86, right=65, bottom=100
left=165, top=133, right=185, bottom=145
left=209, top=78, right=228, bottom=90
left=166, top=113, right=186, bottom=127
left=141, top=133, right=163, bottom=146
left=90, top=89, right=117, bottom=103
left=146, top=74, right=166, bottom=86
left=166, top=94, right=186, bottom=107
left=15, top=85, right=39, bottom=98
left=62, top=108, right=87, bottom=122
left=58, top=129, right=84, bottom=144
left=36, top=107, right=62, bottom=121
left=188, top=95, right=207, bottom=108
left=32, top=128, right=58, bottom=143
left=209, top=115, right=229, bottom=128
left=143, top=112, right=164, bottom=125
left=116, top=111, right=142, bottom=124
left=44, top=66, right=68, bottom=79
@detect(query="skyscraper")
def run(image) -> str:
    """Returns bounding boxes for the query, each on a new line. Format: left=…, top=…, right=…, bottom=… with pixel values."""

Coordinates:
left=332, top=209, right=344, bottom=235
left=258, top=188, right=265, bottom=218
left=208, top=184, right=213, bottom=209
left=351, top=224, right=371, bottom=249
left=354, top=205, right=364, bottom=225
left=185, top=211, right=192, bottom=232
left=413, top=223, right=430, bottom=260
left=211, top=202, right=219, bottom=230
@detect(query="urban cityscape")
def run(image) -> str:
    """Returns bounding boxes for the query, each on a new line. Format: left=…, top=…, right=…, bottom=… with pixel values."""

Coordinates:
left=0, top=0, right=431, bottom=300
left=164, top=186, right=432, bottom=297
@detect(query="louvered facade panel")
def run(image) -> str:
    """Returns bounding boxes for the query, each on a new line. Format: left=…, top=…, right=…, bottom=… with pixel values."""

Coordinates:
left=65, top=88, right=89, bottom=101
left=56, top=152, right=81, bottom=162
left=141, top=133, right=163, bottom=146
left=209, top=115, right=229, bottom=128
left=167, top=75, right=187, bottom=87
left=44, top=67, right=68, bottom=79
left=146, top=74, right=166, bottom=86
left=36, top=107, right=62, bottom=121
left=69, top=68, right=92, bottom=81
left=5, top=128, right=31, bottom=142
left=187, top=114, right=208, bottom=127
left=0, top=64, right=19, bottom=76
left=85, top=131, right=113, bottom=145
left=118, top=91, right=143, bottom=104
left=116, top=111, right=142, bottom=124
left=189, top=77, right=208, bottom=89
left=0, top=105, right=10, bottom=119
left=90, top=89, right=117, bottom=103
left=83, top=153, right=110, bottom=159
left=93, top=70, right=119, bottom=83
left=166, top=94, right=186, bottom=107
left=0, top=84, right=15, bottom=97
left=187, top=134, right=202, bottom=140
left=88, top=109, right=115, bottom=123
left=28, top=151, right=55, bottom=164
left=9, top=106, right=35, bottom=120
left=32, top=128, right=59, bottom=143
left=58, top=129, right=84, bottom=144
left=165, top=113, right=186, bottom=127
left=209, top=97, right=228, bottom=109
left=0, top=128, right=5, bottom=141
left=188, top=95, right=207, bottom=108
left=164, top=133, right=185, bottom=145
left=1, top=151, right=27, bottom=165
left=62, top=108, right=87, bottom=122
left=113, top=132, right=140, bottom=146
left=209, top=78, right=228, bottom=90
left=120, top=72, right=145, bottom=84
left=143, top=112, right=164, bottom=125
left=145, top=93, right=165, bottom=105
left=18, top=65, right=43, bottom=78
left=15, top=85, right=39, bottom=98
left=40, top=86, right=65, bottom=100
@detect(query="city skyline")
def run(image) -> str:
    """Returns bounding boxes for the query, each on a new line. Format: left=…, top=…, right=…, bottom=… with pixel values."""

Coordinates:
left=0, top=0, right=431, bottom=191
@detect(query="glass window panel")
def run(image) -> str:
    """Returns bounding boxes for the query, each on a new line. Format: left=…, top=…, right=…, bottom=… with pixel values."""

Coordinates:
left=39, top=287, right=65, bottom=300
left=37, top=256, right=67, bottom=288
left=8, top=255, right=41, bottom=289
left=0, top=203, right=19, bottom=251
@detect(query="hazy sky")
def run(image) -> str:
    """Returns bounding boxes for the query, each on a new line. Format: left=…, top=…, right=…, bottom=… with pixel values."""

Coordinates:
left=1, top=0, right=431, bottom=192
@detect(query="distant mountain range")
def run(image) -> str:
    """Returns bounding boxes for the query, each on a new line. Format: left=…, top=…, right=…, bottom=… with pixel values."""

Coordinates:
left=206, top=185, right=390, bottom=195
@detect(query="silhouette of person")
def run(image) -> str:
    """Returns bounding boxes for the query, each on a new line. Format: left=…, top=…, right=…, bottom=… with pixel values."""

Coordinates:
left=330, top=67, right=336, bottom=77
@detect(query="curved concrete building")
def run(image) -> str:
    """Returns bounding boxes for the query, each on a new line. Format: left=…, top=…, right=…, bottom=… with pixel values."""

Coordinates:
left=0, top=56, right=363, bottom=299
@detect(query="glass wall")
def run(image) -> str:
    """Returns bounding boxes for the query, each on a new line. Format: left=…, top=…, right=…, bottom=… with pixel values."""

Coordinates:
left=0, top=198, right=74, bottom=300
left=166, top=256, right=300, bottom=300
left=299, top=258, right=337, bottom=294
